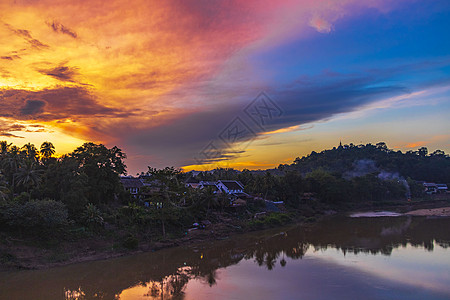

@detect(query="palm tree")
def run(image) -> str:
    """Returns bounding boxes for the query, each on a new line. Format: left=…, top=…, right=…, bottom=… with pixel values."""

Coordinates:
left=0, top=141, right=11, bottom=157
left=21, top=143, right=38, bottom=161
left=14, top=159, right=41, bottom=198
left=1, top=146, right=21, bottom=194
left=201, top=187, right=218, bottom=217
left=0, top=173, right=9, bottom=203
left=40, top=141, right=55, bottom=159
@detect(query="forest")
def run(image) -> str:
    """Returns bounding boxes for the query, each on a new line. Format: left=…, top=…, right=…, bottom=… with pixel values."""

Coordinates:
left=0, top=140, right=449, bottom=249
left=194, top=142, right=449, bottom=207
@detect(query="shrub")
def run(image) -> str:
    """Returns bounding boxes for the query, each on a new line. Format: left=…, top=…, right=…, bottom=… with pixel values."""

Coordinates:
left=12, top=192, right=30, bottom=204
left=247, top=213, right=292, bottom=230
left=1, top=199, right=68, bottom=229
left=81, top=203, right=104, bottom=229
left=123, top=235, right=139, bottom=250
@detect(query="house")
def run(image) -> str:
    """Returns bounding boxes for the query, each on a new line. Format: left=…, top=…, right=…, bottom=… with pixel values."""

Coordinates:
left=198, top=181, right=220, bottom=192
left=423, top=183, right=438, bottom=194
left=216, top=180, right=244, bottom=194
left=120, top=176, right=144, bottom=195
left=120, top=174, right=161, bottom=195
left=185, top=177, right=200, bottom=189
left=436, top=184, right=448, bottom=193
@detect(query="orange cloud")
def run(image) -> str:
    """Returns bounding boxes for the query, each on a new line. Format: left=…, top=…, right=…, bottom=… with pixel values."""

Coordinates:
left=405, top=142, right=426, bottom=148
left=398, top=135, right=450, bottom=150
left=182, top=160, right=276, bottom=172
left=0, top=0, right=403, bottom=172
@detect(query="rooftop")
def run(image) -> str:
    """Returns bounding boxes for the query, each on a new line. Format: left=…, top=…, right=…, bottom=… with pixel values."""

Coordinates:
left=120, top=177, right=144, bottom=189
left=218, top=180, right=244, bottom=190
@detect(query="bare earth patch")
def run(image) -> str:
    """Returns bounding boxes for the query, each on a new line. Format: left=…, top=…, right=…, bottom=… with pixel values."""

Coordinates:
left=405, top=207, right=450, bottom=217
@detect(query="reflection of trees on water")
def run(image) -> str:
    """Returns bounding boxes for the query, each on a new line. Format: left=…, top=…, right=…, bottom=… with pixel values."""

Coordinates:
left=2, top=216, right=449, bottom=300
left=143, top=270, right=189, bottom=300
left=307, top=216, right=450, bottom=255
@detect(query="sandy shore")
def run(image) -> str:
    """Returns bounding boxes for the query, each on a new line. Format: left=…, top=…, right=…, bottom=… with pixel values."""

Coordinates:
left=405, top=207, right=450, bottom=217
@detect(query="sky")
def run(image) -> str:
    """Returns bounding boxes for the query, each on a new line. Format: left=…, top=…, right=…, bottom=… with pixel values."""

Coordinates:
left=0, top=0, right=449, bottom=174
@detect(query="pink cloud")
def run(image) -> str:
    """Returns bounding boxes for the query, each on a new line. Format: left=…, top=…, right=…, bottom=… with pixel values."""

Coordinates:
left=309, top=16, right=333, bottom=33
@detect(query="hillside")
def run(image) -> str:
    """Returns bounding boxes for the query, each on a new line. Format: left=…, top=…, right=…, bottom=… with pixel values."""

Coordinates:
left=279, top=142, right=450, bottom=184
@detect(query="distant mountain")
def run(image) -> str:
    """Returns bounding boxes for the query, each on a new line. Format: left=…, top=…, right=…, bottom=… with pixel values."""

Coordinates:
left=279, top=142, right=450, bottom=184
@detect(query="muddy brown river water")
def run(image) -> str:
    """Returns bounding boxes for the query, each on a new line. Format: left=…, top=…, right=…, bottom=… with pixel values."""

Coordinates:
left=1, top=214, right=449, bottom=299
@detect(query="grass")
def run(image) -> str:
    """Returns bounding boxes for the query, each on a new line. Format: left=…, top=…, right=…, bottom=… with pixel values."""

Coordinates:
left=247, top=212, right=293, bottom=230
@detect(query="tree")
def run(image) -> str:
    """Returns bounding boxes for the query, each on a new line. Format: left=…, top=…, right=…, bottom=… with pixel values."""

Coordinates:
left=40, top=141, right=55, bottom=160
left=0, top=141, right=11, bottom=157
left=146, top=167, right=185, bottom=237
left=418, top=147, right=428, bottom=157
left=82, top=203, right=104, bottom=229
left=39, top=156, right=89, bottom=217
left=431, top=149, right=446, bottom=157
left=1, top=146, right=21, bottom=194
left=1, top=199, right=68, bottom=230
left=0, top=173, right=9, bottom=203
left=376, top=142, right=388, bottom=152
left=21, top=143, right=38, bottom=161
left=71, top=142, right=126, bottom=174
left=199, top=186, right=218, bottom=218
left=14, top=159, right=41, bottom=199
left=305, top=169, right=347, bottom=203
left=71, top=143, right=127, bottom=204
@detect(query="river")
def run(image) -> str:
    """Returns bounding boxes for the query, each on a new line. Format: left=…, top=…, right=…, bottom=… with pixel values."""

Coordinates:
left=1, top=215, right=449, bottom=299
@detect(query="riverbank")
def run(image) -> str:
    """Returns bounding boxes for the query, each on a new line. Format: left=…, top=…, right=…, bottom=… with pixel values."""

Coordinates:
left=1, top=197, right=449, bottom=271
left=405, top=207, right=450, bottom=217
left=0, top=220, right=243, bottom=271
left=0, top=212, right=287, bottom=271
left=2, top=214, right=450, bottom=300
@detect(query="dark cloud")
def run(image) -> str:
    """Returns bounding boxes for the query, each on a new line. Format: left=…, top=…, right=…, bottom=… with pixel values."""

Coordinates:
left=268, top=77, right=405, bottom=131
left=1, top=55, right=21, bottom=60
left=46, top=20, right=78, bottom=39
left=10, top=27, right=32, bottom=39
left=0, top=132, right=24, bottom=138
left=120, top=65, right=450, bottom=170
left=0, top=86, right=120, bottom=121
left=0, top=121, right=26, bottom=138
left=4, top=23, right=49, bottom=50
left=0, top=120, right=48, bottom=138
left=38, top=64, right=79, bottom=82
left=28, top=39, right=49, bottom=49
left=20, top=100, right=46, bottom=115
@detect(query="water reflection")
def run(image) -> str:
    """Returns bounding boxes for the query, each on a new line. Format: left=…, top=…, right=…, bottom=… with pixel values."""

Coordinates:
left=0, top=216, right=449, bottom=299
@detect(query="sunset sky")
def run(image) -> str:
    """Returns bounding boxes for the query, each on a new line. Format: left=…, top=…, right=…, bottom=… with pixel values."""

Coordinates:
left=1, top=0, right=449, bottom=174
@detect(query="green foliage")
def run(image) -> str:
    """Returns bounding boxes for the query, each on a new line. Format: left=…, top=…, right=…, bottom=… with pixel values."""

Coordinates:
left=40, top=157, right=89, bottom=217
left=40, top=141, right=55, bottom=160
left=122, top=234, right=139, bottom=250
left=1, top=139, right=449, bottom=244
left=0, top=199, right=68, bottom=229
left=20, top=143, right=39, bottom=161
left=408, top=178, right=424, bottom=198
left=146, top=167, right=188, bottom=237
left=71, top=142, right=127, bottom=205
left=286, top=143, right=450, bottom=184
left=81, top=203, right=104, bottom=229
left=305, top=169, right=348, bottom=204
left=0, top=141, right=127, bottom=233
left=0, top=173, right=9, bottom=204
left=118, top=203, right=151, bottom=227
left=12, top=192, right=32, bottom=204
left=14, top=159, right=41, bottom=196
left=247, top=213, right=292, bottom=230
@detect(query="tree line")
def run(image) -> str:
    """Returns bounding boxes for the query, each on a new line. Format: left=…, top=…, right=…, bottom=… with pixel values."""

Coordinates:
left=0, top=141, right=127, bottom=234
left=1, top=140, right=448, bottom=241
left=191, top=142, right=449, bottom=207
